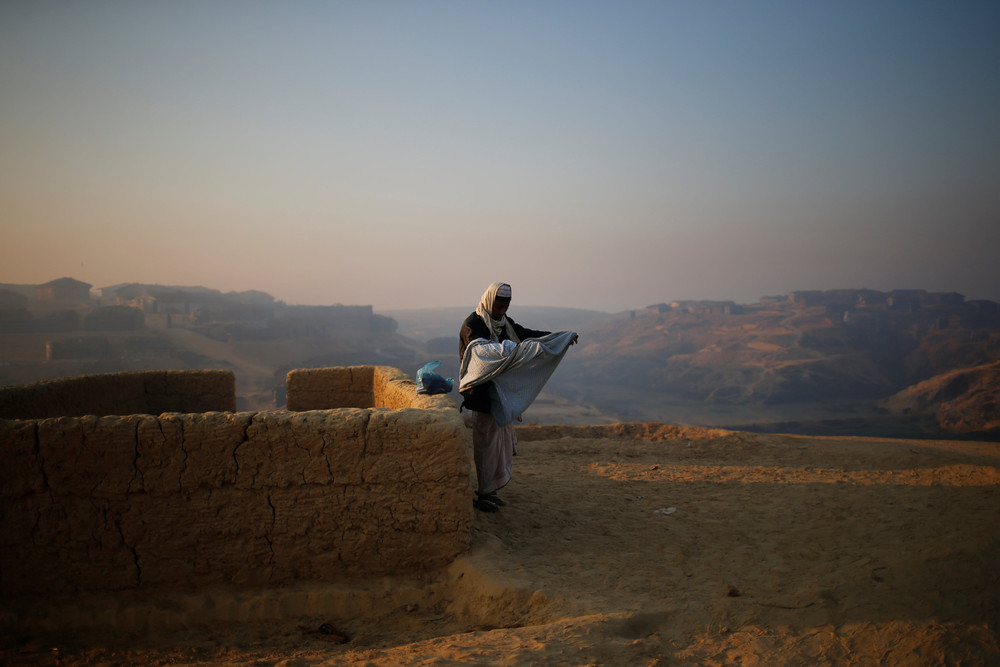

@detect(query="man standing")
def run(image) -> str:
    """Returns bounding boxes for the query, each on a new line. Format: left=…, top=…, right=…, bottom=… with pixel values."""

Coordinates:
left=459, top=282, right=577, bottom=512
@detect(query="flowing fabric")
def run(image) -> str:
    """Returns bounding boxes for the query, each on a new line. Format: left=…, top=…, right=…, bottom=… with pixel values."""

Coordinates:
left=460, top=330, right=577, bottom=427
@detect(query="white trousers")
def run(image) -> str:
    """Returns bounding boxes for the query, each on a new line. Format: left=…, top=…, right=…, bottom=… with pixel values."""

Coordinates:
left=471, top=410, right=516, bottom=495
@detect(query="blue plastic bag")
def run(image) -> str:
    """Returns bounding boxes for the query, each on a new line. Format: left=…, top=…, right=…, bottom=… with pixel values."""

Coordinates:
left=416, top=360, right=454, bottom=395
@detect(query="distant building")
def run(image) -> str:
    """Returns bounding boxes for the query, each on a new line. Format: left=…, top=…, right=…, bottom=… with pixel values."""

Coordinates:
left=920, top=292, right=965, bottom=307
left=643, top=303, right=671, bottom=316
left=119, top=294, right=160, bottom=313
left=723, top=303, right=744, bottom=315
left=788, top=290, right=824, bottom=306
left=822, top=289, right=862, bottom=301
left=888, top=289, right=927, bottom=301
left=887, top=297, right=918, bottom=311
left=856, top=291, right=887, bottom=307
left=37, top=277, right=92, bottom=301
left=670, top=300, right=741, bottom=316
left=887, top=289, right=926, bottom=311
left=105, top=284, right=214, bottom=315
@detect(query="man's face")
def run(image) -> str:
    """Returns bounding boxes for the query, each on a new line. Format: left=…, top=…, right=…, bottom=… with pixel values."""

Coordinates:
left=490, top=297, right=510, bottom=319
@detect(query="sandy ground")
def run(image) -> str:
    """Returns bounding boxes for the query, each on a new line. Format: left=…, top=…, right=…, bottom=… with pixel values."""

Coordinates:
left=3, top=425, right=999, bottom=665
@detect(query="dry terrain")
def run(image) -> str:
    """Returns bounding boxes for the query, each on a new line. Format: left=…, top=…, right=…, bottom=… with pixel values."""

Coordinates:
left=4, top=425, right=999, bottom=665
left=553, top=298, right=1000, bottom=437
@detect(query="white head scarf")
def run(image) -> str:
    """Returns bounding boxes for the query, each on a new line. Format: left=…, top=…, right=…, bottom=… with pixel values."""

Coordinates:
left=475, top=282, right=520, bottom=344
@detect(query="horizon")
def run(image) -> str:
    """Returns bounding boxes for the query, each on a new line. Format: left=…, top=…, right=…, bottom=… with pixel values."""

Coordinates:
left=2, top=274, right=992, bottom=315
left=2, top=2, right=999, bottom=312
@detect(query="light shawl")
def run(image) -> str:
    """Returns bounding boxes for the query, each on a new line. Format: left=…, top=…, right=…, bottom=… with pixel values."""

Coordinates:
left=475, top=282, right=519, bottom=345
left=460, top=330, right=577, bottom=427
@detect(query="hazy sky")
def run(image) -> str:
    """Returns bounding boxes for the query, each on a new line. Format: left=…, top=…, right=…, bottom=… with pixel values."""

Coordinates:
left=2, top=1, right=998, bottom=312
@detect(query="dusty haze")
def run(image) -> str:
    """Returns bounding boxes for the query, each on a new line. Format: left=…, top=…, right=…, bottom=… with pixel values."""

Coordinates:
left=2, top=3, right=999, bottom=311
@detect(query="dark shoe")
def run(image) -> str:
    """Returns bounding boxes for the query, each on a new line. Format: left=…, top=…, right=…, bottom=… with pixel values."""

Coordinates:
left=477, top=492, right=506, bottom=507
left=473, top=498, right=499, bottom=513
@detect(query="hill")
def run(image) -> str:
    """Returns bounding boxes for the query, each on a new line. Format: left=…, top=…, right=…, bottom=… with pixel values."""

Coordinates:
left=2, top=281, right=998, bottom=437
left=881, top=359, right=1000, bottom=436
left=550, top=292, right=1000, bottom=438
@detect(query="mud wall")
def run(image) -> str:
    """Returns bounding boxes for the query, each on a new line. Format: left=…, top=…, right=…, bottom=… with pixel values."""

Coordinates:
left=0, top=369, right=237, bottom=419
left=285, top=365, right=441, bottom=411
left=0, top=366, right=471, bottom=596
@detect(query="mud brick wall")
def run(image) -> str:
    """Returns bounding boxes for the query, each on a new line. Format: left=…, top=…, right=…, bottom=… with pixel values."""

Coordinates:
left=0, top=370, right=236, bottom=419
left=0, top=367, right=471, bottom=596
left=285, top=365, right=446, bottom=411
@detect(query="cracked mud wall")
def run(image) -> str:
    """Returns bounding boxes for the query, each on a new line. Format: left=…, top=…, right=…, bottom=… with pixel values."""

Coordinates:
left=286, top=366, right=375, bottom=411
left=1, top=400, right=472, bottom=597
left=0, top=370, right=236, bottom=419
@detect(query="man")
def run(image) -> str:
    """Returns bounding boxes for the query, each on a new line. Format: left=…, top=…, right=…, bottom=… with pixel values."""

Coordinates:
left=459, top=282, right=578, bottom=512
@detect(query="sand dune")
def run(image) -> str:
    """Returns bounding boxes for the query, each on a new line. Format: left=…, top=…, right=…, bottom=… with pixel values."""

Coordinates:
left=4, top=426, right=998, bottom=665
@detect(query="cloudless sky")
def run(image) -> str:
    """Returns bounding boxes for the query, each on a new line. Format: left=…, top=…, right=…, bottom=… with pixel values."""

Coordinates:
left=2, top=1, right=998, bottom=312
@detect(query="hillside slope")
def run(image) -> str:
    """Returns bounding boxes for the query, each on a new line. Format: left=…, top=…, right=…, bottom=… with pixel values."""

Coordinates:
left=551, top=298, right=1000, bottom=437
left=881, top=359, right=1000, bottom=435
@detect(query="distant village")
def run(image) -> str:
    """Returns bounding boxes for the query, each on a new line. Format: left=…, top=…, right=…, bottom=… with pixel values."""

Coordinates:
left=4, top=278, right=999, bottom=424
left=4, top=278, right=999, bottom=365
left=637, top=288, right=998, bottom=326
left=0, top=277, right=398, bottom=362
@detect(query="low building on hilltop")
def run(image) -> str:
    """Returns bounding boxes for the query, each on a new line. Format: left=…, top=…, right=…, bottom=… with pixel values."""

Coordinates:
left=670, top=300, right=742, bottom=316
left=887, top=289, right=927, bottom=311
left=856, top=291, right=888, bottom=307
left=788, top=290, right=824, bottom=306
left=920, top=292, right=965, bottom=307
left=37, top=277, right=92, bottom=302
